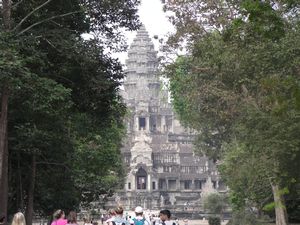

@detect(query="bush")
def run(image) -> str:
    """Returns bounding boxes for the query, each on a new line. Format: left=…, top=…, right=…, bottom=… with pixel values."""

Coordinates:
left=227, top=210, right=262, bottom=225
left=208, top=216, right=221, bottom=225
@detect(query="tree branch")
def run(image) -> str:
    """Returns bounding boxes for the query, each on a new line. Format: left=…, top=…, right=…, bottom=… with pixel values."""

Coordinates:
left=12, top=0, right=25, bottom=9
left=13, top=0, right=54, bottom=32
left=17, top=10, right=82, bottom=36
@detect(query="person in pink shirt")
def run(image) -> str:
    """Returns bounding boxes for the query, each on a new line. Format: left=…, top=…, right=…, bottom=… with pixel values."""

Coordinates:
left=51, top=210, right=68, bottom=225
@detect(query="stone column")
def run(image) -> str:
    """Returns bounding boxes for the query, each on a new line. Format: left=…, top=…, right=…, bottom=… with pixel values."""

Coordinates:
left=146, top=116, right=150, bottom=131
left=216, top=180, right=219, bottom=189
left=132, top=174, right=136, bottom=190
left=127, top=121, right=131, bottom=133
left=135, top=116, right=139, bottom=131
left=147, top=174, right=151, bottom=191
left=192, top=180, right=195, bottom=190
left=161, top=116, right=166, bottom=132
left=205, top=160, right=209, bottom=171
left=171, top=117, right=174, bottom=133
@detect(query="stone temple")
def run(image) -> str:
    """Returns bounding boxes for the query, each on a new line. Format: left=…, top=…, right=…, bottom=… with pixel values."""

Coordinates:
left=106, top=25, right=226, bottom=212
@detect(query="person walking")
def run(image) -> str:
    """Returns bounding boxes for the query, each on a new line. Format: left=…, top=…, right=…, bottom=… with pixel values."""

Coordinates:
left=105, top=209, right=116, bottom=225
left=51, top=210, right=68, bottom=225
left=11, top=213, right=26, bottom=225
left=156, top=210, right=176, bottom=225
left=110, top=206, right=129, bottom=225
left=101, top=215, right=105, bottom=225
left=129, top=207, right=150, bottom=225
left=66, top=211, right=78, bottom=225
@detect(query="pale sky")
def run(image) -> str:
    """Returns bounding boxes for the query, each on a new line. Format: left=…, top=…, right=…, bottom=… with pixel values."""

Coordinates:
left=114, top=0, right=174, bottom=64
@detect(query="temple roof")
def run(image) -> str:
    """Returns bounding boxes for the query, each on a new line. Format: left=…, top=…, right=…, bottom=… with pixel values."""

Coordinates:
left=126, top=24, right=158, bottom=67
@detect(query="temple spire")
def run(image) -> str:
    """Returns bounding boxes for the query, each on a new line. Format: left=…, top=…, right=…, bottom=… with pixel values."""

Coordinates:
left=126, top=24, right=158, bottom=67
left=135, top=23, right=149, bottom=38
left=123, top=24, right=160, bottom=101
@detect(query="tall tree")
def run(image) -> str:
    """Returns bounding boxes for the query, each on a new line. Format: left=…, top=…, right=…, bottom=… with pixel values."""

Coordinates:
left=1, top=0, right=140, bottom=223
left=164, top=1, right=300, bottom=224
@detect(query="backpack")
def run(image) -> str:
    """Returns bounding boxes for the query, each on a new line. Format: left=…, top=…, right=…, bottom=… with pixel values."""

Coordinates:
left=133, top=218, right=145, bottom=225
left=111, top=222, right=125, bottom=225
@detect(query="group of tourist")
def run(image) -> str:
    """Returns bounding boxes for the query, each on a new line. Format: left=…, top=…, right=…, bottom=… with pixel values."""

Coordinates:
left=104, top=206, right=178, bottom=225
left=1, top=213, right=27, bottom=225
left=6, top=210, right=78, bottom=225
left=5, top=206, right=182, bottom=225
left=50, top=210, right=77, bottom=225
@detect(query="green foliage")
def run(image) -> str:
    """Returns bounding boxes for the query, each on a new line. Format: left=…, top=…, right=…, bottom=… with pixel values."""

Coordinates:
left=227, top=209, right=262, bottom=225
left=0, top=33, right=31, bottom=89
left=1, top=0, right=141, bottom=219
left=208, top=217, right=221, bottom=225
left=220, top=141, right=273, bottom=211
left=8, top=73, right=77, bottom=215
left=165, top=0, right=300, bottom=222
left=263, top=202, right=276, bottom=212
left=204, top=193, right=227, bottom=216
left=241, top=0, right=285, bottom=40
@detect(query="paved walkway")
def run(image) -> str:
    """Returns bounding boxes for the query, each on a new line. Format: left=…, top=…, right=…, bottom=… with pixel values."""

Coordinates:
left=177, top=220, right=228, bottom=225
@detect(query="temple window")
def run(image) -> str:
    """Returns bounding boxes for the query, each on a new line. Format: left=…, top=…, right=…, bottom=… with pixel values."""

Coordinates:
left=152, top=181, right=156, bottom=190
left=159, top=179, right=166, bottom=190
left=137, top=177, right=146, bottom=189
left=195, top=180, right=202, bottom=189
left=184, top=180, right=192, bottom=189
left=139, top=117, right=146, bottom=130
left=136, top=167, right=147, bottom=190
left=168, top=180, right=177, bottom=190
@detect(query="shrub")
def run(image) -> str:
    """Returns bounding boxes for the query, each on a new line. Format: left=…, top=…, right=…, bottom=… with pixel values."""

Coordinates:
left=227, top=210, right=262, bottom=225
left=208, top=216, right=221, bottom=225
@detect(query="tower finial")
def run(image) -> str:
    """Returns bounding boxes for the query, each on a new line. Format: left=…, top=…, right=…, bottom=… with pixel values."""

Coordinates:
left=136, top=23, right=149, bottom=38
left=140, top=23, right=146, bottom=30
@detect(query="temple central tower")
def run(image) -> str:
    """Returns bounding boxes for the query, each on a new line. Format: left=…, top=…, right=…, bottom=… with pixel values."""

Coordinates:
left=123, top=24, right=161, bottom=102
left=107, top=25, right=225, bottom=213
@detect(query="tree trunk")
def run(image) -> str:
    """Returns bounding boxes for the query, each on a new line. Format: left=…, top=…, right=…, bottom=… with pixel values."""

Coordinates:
left=271, top=182, right=289, bottom=225
left=17, top=151, right=24, bottom=210
left=25, top=154, right=36, bottom=225
left=0, top=0, right=11, bottom=218
left=0, top=133, right=8, bottom=225
left=0, top=87, right=9, bottom=190
left=2, top=0, right=12, bottom=30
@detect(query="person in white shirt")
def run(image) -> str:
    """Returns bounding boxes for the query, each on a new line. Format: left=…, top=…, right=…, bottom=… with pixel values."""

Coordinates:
left=129, top=206, right=150, bottom=225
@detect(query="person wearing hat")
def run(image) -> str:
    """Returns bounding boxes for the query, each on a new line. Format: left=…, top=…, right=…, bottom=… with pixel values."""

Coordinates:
left=129, top=207, right=150, bottom=225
